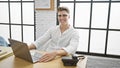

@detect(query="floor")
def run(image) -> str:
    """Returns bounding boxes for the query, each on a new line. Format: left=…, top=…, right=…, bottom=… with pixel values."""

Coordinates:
left=86, top=55, right=120, bottom=68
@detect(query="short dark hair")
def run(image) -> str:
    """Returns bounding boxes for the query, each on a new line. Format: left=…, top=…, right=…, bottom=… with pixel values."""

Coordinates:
left=57, top=6, right=70, bottom=13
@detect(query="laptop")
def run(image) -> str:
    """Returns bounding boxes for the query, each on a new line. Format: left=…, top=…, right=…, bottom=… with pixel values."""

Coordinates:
left=8, top=38, right=42, bottom=63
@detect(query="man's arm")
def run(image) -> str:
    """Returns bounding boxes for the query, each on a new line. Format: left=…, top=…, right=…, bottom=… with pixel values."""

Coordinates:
left=38, top=49, right=68, bottom=62
left=28, top=43, right=36, bottom=50
left=55, top=49, right=68, bottom=56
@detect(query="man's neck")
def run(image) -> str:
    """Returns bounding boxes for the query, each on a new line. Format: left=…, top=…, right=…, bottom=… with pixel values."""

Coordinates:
left=60, top=23, right=69, bottom=28
left=60, top=23, right=70, bottom=33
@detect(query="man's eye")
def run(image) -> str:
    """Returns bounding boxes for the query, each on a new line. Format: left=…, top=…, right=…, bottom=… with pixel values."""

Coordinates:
left=58, top=15, right=61, bottom=17
left=58, top=14, right=67, bottom=17
left=63, top=15, right=67, bottom=17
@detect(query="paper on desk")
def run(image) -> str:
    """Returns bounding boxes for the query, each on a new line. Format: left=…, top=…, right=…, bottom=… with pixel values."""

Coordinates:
left=76, top=56, right=87, bottom=68
left=0, top=47, right=13, bottom=59
left=0, top=49, right=7, bottom=56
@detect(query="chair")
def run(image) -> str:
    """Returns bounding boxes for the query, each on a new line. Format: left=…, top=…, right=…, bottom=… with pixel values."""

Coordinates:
left=0, top=36, right=8, bottom=47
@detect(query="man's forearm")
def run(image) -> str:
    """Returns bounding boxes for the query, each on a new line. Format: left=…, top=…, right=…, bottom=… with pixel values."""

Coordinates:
left=55, top=49, right=68, bottom=56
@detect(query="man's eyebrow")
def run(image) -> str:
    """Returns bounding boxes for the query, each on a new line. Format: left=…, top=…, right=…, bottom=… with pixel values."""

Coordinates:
left=58, top=14, right=68, bottom=15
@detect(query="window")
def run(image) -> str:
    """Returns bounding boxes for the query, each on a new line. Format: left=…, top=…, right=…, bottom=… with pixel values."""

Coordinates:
left=0, top=0, right=35, bottom=44
left=59, top=0, right=120, bottom=57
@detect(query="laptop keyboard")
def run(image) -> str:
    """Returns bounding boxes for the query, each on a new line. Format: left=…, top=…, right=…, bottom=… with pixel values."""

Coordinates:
left=32, top=52, right=42, bottom=63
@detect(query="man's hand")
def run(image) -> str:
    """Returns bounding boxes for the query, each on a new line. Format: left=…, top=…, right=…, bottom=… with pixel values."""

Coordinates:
left=38, top=49, right=67, bottom=62
left=38, top=51, right=57, bottom=62
left=28, top=43, right=36, bottom=50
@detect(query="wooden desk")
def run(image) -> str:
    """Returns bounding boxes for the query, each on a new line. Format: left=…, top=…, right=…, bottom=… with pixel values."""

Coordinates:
left=0, top=47, right=87, bottom=68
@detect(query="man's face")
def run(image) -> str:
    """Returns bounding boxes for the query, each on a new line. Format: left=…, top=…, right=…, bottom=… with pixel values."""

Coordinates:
left=58, top=11, right=70, bottom=24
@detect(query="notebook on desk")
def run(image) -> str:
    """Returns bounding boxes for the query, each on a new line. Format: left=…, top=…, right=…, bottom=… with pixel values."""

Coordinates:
left=0, top=50, right=7, bottom=56
left=0, top=46, right=13, bottom=59
left=8, top=39, right=42, bottom=63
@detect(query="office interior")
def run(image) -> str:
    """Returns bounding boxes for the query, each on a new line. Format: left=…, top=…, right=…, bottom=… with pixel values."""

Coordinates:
left=0, top=0, right=120, bottom=67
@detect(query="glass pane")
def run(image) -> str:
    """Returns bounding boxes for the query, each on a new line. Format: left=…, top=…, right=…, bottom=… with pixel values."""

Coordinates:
left=11, top=25, right=22, bottom=41
left=76, top=0, right=109, bottom=1
left=0, top=3, right=9, bottom=23
left=23, top=26, right=34, bottom=44
left=0, top=25, right=9, bottom=43
left=23, top=3, right=34, bottom=24
left=93, top=0, right=109, bottom=1
left=22, top=0, right=35, bottom=1
left=90, top=30, right=106, bottom=53
left=0, top=0, right=8, bottom=1
left=60, top=0, right=74, bottom=1
left=107, top=31, right=120, bottom=55
left=10, top=0, right=21, bottom=1
left=76, top=0, right=91, bottom=1
left=76, top=29, right=89, bottom=52
left=60, top=3, right=74, bottom=26
left=10, top=3, right=21, bottom=24
left=92, top=3, right=109, bottom=28
left=111, top=0, right=120, bottom=1
left=75, top=3, right=90, bottom=27
left=109, top=3, right=120, bottom=29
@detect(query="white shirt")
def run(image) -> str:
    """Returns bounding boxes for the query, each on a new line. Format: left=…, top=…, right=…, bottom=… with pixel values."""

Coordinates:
left=33, top=25, right=79, bottom=54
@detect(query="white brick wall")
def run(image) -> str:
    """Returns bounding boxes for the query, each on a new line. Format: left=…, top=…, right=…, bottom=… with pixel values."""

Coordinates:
left=35, top=0, right=57, bottom=39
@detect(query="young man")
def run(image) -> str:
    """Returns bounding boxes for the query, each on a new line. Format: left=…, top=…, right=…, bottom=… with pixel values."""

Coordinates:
left=28, top=6, right=79, bottom=62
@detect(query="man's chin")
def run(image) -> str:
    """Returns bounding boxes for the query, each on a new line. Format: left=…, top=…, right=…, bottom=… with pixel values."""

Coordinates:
left=60, top=22, right=66, bottom=24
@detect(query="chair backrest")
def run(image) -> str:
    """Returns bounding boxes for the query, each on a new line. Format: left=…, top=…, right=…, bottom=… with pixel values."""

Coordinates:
left=0, top=36, right=8, bottom=47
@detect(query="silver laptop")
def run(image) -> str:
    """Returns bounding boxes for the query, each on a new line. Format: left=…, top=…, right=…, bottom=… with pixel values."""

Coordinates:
left=8, top=39, right=42, bottom=63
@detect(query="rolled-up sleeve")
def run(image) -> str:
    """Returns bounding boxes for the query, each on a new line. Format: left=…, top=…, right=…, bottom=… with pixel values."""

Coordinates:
left=33, top=28, right=52, bottom=49
left=62, top=31, right=79, bottom=54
